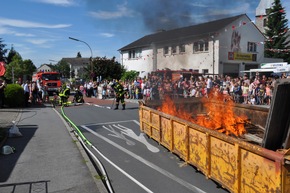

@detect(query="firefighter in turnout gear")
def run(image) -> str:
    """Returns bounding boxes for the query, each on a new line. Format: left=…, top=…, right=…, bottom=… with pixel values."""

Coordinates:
left=111, top=80, right=126, bottom=110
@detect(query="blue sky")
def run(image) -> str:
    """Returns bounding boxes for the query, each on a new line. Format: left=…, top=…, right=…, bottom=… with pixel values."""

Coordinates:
left=0, top=0, right=289, bottom=67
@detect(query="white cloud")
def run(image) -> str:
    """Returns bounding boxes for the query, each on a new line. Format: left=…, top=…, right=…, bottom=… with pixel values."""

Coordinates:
left=0, top=17, right=71, bottom=28
left=206, top=3, right=251, bottom=16
left=89, top=3, right=135, bottom=19
left=190, top=3, right=209, bottom=8
left=24, top=38, right=55, bottom=49
left=26, top=38, right=50, bottom=45
left=0, top=28, right=31, bottom=37
left=31, top=0, right=76, bottom=6
left=100, top=33, right=115, bottom=38
left=0, top=27, right=35, bottom=37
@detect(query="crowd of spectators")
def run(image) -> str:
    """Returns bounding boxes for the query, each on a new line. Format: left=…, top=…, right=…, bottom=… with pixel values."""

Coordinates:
left=22, top=79, right=49, bottom=107
left=79, top=72, right=290, bottom=106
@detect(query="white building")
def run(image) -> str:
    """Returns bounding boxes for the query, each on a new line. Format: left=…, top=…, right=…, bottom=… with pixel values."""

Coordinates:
left=119, top=14, right=265, bottom=78
left=37, top=64, right=53, bottom=72
left=61, top=57, right=90, bottom=79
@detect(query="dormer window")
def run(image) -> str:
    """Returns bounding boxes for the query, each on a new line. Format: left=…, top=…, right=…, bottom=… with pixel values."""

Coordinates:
left=172, top=45, right=177, bottom=54
left=164, top=46, right=169, bottom=55
left=180, top=44, right=186, bottom=53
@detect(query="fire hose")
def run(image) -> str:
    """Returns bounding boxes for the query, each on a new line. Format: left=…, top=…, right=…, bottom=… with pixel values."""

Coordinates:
left=60, top=106, right=114, bottom=193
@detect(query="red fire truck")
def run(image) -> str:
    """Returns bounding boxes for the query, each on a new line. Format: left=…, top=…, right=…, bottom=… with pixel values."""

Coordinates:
left=32, top=71, right=62, bottom=95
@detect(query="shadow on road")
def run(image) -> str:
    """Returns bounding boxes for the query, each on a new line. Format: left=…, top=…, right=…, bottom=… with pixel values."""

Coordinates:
left=0, top=125, right=38, bottom=182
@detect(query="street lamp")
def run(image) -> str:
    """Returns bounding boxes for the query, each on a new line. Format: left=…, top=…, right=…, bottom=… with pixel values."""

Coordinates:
left=210, top=35, right=215, bottom=75
left=68, top=37, right=93, bottom=78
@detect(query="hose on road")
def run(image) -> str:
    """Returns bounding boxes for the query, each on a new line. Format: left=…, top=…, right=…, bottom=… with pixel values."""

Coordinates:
left=60, top=106, right=114, bottom=193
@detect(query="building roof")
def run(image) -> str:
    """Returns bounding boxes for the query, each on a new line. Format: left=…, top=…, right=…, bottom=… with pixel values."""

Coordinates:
left=62, top=57, right=90, bottom=67
left=119, top=14, right=248, bottom=51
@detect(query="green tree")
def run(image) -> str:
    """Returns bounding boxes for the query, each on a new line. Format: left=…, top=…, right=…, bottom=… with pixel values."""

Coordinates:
left=121, top=70, right=139, bottom=81
left=56, top=60, right=70, bottom=78
left=5, top=52, right=37, bottom=83
left=22, top=59, right=37, bottom=80
left=0, top=38, right=8, bottom=62
left=264, top=0, right=290, bottom=63
left=6, top=46, right=17, bottom=64
left=4, top=53, right=23, bottom=82
left=92, top=56, right=125, bottom=80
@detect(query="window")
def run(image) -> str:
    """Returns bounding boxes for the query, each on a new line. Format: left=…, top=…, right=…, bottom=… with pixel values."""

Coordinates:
left=204, top=41, right=209, bottom=51
left=129, top=50, right=135, bottom=59
left=180, top=44, right=185, bottom=53
left=136, top=49, right=142, bottom=58
left=129, top=49, right=142, bottom=59
left=172, top=45, right=177, bottom=54
left=247, top=42, right=257, bottom=52
left=263, top=19, right=267, bottom=27
left=193, top=42, right=199, bottom=52
left=193, top=41, right=209, bottom=52
left=164, top=46, right=169, bottom=55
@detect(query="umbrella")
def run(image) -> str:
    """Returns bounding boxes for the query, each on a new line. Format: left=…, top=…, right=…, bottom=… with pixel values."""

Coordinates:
left=0, top=61, right=5, bottom=76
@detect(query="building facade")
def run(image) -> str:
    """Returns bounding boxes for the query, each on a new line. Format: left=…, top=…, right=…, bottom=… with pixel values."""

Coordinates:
left=255, top=0, right=274, bottom=34
left=61, top=57, right=90, bottom=79
left=119, top=14, right=265, bottom=78
left=37, top=64, right=53, bottom=72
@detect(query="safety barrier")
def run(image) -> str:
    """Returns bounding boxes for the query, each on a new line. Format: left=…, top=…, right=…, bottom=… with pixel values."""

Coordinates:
left=139, top=102, right=290, bottom=193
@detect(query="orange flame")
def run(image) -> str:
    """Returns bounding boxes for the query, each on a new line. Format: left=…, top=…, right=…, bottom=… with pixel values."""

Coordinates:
left=157, top=91, right=247, bottom=136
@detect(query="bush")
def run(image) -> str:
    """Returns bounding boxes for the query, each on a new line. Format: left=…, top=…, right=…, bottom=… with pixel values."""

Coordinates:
left=4, top=84, right=24, bottom=107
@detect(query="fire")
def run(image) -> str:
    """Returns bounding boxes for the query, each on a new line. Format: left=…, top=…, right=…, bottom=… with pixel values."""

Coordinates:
left=157, top=97, right=193, bottom=122
left=157, top=91, right=247, bottom=136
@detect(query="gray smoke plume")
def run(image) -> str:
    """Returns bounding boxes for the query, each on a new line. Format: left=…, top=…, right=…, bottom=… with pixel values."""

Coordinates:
left=85, top=0, right=256, bottom=32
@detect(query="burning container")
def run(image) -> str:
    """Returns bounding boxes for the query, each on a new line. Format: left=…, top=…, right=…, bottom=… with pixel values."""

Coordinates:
left=139, top=79, right=290, bottom=193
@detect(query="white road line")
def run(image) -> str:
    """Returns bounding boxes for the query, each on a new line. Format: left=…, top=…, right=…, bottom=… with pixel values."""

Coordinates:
left=82, top=125, right=207, bottom=193
left=84, top=120, right=137, bottom=127
left=82, top=125, right=154, bottom=193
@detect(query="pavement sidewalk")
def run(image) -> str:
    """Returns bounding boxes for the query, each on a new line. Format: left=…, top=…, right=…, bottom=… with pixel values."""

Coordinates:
left=0, top=104, right=108, bottom=193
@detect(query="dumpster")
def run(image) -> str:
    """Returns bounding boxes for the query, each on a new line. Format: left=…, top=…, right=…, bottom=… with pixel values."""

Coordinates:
left=139, top=79, right=290, bottom=193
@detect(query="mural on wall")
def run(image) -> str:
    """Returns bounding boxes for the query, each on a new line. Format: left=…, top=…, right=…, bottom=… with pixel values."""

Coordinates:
left=230, top=30, right=241, bottom=52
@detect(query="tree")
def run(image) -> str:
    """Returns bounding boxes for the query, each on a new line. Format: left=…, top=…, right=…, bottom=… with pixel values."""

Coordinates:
left=4, top=53, right=23, bottom=82
left=92, top=56, right=125, bottom=80
left=55, top=60, right=70, bottom=78
left=121, top=70, right=139, bottom=81
left=5, top=55, right=36, bottom=82
left=264, top=0, right=290, bottom=63
left=0, top=38, right=8, bottom=62
left=77, top=52, right=82, bottom=58
left=7, top=47, right=18, bottom=64
left=22, top=59, right=37, bottom=80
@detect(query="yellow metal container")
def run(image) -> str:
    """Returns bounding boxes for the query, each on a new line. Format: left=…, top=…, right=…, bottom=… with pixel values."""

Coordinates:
left=139, top=102, right=290, bottom=193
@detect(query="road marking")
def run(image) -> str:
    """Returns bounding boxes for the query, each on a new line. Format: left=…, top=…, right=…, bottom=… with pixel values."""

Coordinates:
left=82, top=125, right=207, bottom=193
left=103, top=124, right=136, bottom=146
left=82, top=125, right=154, bottom=193
left=103, top=124, right=160, bottom=153
left=84, top=119, right=137, bottom=127
left=85, top=120, right=159, bottom=152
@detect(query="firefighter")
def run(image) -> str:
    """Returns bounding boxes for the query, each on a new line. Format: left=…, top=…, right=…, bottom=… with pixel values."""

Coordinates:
left=73, top=88, right=84, bottom=104
left=111, top=80, right=126, bottom=110
left=58, top=84, right=70, bottom=106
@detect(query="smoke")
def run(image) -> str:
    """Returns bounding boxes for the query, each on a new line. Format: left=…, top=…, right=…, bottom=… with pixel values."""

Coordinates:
left=85, top=0, right=257, bottom=32
left=137, top=0, right=193, bottom=31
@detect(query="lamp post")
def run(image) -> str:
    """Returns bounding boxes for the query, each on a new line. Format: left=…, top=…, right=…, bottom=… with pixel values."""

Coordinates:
left=68, top=37, right=93, bottom=78
left=211, top=35, right=215, bottom=75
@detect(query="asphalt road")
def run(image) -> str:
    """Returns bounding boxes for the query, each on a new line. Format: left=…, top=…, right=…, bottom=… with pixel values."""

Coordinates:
left=57, top=100, right=229, bottom=193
